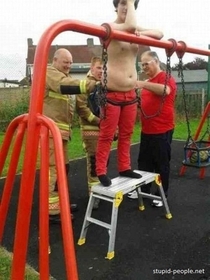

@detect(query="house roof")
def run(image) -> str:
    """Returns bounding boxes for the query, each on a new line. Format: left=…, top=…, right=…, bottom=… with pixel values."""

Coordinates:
left=27, top=44, right=102, bottom=65
left=171, top=69, right=208, bottom=83
left=26, top=38, right=150, bottom=65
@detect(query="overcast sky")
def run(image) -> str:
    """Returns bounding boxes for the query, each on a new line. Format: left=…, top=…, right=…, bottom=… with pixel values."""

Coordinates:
left=1, top=0, right=210, bottom=80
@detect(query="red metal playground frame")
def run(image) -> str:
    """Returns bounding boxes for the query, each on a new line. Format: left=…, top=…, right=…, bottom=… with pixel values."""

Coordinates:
left=0, top=19, right=210, bottom=280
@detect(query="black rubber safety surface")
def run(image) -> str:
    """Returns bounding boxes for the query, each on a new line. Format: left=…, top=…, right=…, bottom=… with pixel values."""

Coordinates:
left=1, top=141, right=210, bottom=280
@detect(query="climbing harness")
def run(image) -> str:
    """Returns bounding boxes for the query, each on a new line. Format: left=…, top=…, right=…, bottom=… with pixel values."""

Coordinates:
left=98, top=35, right=138, bottom=119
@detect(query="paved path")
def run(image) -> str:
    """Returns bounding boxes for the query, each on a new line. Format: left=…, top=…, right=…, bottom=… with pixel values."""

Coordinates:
left=1, top=141, right=210, bottom=280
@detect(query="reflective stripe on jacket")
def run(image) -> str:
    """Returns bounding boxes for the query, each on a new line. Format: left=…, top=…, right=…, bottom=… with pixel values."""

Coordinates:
left=76, top=73, right=100, bottom=133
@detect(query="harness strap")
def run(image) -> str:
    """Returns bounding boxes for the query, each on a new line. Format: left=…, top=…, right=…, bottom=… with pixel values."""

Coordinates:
left=106, top=98, right=138, bottom=107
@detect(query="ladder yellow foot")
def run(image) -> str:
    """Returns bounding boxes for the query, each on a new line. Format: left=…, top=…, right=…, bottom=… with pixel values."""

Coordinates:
left=105, top=251, right=115, bottom=260
left=78, top=238, right=86, bottom=245
left=165, top=213, right=172, bottom=219
left=139, top=205, right=145, bottom=211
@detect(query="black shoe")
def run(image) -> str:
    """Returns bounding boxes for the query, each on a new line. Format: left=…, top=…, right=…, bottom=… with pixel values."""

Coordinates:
left=49, top=213, right=74, bottom=224
left=119, top=170, right=142, bottom=179
left=71, top=204, right=78, bottom=213
left=98, top=174, right=112, bottom=186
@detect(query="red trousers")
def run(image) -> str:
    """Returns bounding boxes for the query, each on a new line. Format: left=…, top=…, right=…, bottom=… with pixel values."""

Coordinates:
left=96, top=90, right=137, bottom=175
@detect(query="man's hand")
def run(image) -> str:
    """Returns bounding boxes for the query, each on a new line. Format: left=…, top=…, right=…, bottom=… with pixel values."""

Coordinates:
left=128, top=0, right=139, bottom=6
left=96, top=117, right=101, bottom=126
left=135, top=80, right=145, bottom=89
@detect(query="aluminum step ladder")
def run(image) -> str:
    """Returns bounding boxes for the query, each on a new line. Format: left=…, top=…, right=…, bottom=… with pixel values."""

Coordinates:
left=78, top=170, right=172, bottom=259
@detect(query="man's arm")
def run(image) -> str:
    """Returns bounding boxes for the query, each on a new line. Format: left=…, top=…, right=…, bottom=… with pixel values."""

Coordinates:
left=46, top=66, right=97, bottom=95
left=111, top=0, right=137, bottom=32
left=136, top=27, right=163, bottom=39
left=136, top=80, right=170, bottom=96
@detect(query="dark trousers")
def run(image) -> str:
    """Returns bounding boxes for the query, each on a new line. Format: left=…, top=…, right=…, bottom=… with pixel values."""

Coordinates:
left=137, top=129, right=174, bottom=197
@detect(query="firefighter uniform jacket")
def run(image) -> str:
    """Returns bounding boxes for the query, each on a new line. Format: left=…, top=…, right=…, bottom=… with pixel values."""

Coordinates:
left=76, top=71, right=100, bottom=139
left=44, top=66, right=97, bottom=140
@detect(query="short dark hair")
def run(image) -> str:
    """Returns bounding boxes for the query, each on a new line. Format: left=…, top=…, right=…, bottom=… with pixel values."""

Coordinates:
left=113, top=0, right=139, bottom=10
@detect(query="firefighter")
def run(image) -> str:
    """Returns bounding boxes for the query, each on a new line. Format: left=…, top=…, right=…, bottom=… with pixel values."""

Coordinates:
left=44, top=48, right=98, bottom=222
left=76, top=56, right=103, bottom=209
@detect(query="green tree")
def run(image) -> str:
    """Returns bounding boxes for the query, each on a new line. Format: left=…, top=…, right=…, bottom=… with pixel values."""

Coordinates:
left=172, top=57, right=208, bottom=70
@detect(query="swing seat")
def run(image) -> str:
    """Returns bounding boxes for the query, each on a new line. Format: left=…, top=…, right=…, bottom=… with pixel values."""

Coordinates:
left=182, top=140, right=210, bottom=168
left=182, top=160, right=210, bottom=168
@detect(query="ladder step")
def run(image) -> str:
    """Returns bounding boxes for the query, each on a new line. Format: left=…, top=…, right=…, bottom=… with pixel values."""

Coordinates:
left=92, top=194, right=113, bottom=203
left=92, top=170, right=158, bottom=197
left=87, top=217, right=111, bottom=230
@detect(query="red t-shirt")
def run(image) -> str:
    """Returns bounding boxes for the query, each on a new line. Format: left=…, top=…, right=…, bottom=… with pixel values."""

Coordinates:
left=140, top=71, right=177, bottom=134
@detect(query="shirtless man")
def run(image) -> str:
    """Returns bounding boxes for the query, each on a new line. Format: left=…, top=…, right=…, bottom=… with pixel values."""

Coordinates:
left=95, top=0, right=163, bottom=186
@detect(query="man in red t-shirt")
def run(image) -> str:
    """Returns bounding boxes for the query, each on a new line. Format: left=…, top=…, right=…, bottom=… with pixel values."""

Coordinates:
left=128, top=50, right=177, bottom=207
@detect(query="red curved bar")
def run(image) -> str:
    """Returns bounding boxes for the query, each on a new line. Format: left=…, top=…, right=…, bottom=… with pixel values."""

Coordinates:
left=30, top=19, right=210, bottom=117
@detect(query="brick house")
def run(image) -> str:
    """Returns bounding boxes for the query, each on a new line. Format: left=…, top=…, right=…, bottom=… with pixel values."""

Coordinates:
left=26, top=37, right=150, bottom=81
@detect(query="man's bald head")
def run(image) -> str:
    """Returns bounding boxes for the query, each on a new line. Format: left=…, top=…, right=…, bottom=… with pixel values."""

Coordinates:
left=52, top=48, right=73, bottom=75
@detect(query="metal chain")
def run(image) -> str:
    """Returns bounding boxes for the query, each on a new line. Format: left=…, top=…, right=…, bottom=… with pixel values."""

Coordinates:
left=100, top=44, right=108, bottom=107
left=178, top=57, right=192, bottom=140
left=95, top=44, right=109, bottom=119
left=139, top=55, right=171, bottom=119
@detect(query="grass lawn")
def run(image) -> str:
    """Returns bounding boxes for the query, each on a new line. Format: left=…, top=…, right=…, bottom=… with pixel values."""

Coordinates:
left=0, top=246, right=41, bottom=280
left=0, top=117, right=207, bottom=279
left=0, top=119, right=206, bottom=177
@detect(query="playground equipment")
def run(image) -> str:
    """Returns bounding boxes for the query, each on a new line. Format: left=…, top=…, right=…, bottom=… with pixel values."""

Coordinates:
left=177, top=50, right=210, bottom=178
left=179, top=101, right=210, bottom=179
left=0, top=19, right=210, bottom=279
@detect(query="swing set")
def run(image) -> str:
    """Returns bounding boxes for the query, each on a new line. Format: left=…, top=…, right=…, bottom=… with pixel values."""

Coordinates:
left=178, top=52, right=210, bottom=178
left=0, top=19, right=210, bottom=280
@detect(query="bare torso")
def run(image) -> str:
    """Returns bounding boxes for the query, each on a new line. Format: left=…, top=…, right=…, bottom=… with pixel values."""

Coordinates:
left=103, top=40, right=139, bottom=92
